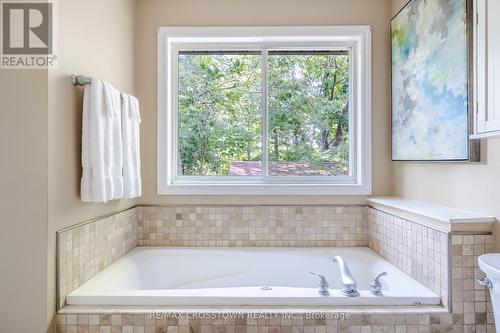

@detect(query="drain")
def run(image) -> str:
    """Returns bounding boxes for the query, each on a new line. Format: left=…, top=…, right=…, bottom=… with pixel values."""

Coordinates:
left=261, top=286, right=272, bottom=291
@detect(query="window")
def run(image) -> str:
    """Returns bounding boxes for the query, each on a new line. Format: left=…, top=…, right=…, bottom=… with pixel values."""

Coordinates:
left=178, top=51, right=262, bottom=176
left=267, top=51, right=350, bottom=177
left=158, top=27, right=372, bottom=195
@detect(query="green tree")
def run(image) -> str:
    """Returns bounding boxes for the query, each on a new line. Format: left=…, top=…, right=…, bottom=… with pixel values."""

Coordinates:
left=178, top=53, right=261, bottom=175
left=178, top=51, right=350, bottom=176
left=267, top=52, right=350, bottom=174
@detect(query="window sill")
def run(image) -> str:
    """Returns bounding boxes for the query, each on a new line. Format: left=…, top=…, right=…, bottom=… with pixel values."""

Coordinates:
left=157, top=183, right=372, bottom=196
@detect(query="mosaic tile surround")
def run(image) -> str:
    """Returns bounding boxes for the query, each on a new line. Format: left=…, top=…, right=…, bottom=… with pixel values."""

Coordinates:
left=368, top=208, right=449, bottom=308
left=57, top=207, right=138, bottom=308
left=138, top=206, right=368, bottom=247
left=56, top=205, right=496, bottom=333
left=56, top=308, right=495, bottom=333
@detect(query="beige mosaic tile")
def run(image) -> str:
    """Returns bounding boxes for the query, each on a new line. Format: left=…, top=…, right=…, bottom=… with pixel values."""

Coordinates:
left=450, top=234, right=496, bottom=327
left=138, top=206, right=368, bottom=247
left=55, top=311, right=496, bottom=333
left=367, top=207, right=496, bottom=331
left=55, top=204, right=497, bottom=332
left=367, top=208, right=449, bottom=307
left=57, top=207, right=138, bottom=309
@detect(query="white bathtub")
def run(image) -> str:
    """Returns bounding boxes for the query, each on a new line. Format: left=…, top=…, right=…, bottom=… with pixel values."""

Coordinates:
left=66, top=247, right=441, bottom=306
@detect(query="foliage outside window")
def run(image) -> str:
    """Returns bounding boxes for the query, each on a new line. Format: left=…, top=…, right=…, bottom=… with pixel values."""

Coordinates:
left=178, top=51, right=350, bottom=177
left=178, top=52, right=262, bottom=176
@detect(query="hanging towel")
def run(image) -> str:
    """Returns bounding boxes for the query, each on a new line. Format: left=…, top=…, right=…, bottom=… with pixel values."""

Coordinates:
left=81, top=80, right=124, bottom=203
left=80, top=83, right=92, bottom=202
left=121, top=93, right=142, bottom=198
left=101, top=81, right=124, bottom=200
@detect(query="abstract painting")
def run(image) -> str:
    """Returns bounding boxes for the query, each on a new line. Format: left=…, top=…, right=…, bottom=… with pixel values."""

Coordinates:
left=391, top=0, right=470, bottom=161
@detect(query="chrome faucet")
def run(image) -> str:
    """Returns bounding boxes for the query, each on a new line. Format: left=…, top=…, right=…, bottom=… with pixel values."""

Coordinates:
left=370, top=272, right=387, bottom=295
left=309, top=272, right=330, bottom=296
left=476, top=276, right=492, bottom=289
left=330, top=256, right=359, bottom=297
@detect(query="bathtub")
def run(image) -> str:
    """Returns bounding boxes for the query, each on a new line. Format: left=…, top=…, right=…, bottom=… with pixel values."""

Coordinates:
left=66, top=247, right=441, bottom=306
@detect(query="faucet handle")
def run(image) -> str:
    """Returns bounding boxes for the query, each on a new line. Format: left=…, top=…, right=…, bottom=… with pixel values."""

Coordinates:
left=309, top=272, right=330, bottom=296
left=370, top=272, right=387, bottom=295
left=309, top=272, right=329, bottom=286
left=476, top=276, right=492, bottom=289
left=373, top=272, right=388, bottom=283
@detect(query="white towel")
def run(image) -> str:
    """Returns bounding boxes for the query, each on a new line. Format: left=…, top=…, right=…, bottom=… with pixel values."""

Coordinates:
left=81, top=80, right=124, bottom=203
left=80, top=83, right=92, bottom=202
left=121, top=93, right=142, bottom=198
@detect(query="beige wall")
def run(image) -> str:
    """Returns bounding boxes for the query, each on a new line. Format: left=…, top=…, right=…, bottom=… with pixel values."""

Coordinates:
left=47, top=0, right=136, bottom=330
left=135, top=0, right=393, bottom=206
left=390, top=0, right=500, bottom=247
left=0, top=69, right=48, bottom=333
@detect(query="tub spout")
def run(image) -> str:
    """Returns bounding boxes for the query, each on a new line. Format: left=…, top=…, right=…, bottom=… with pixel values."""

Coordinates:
left=331, top=256, right=359, bottom=297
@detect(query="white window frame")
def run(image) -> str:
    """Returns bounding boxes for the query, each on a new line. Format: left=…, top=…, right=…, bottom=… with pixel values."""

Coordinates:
left=157, top=26, right=372, bottom=195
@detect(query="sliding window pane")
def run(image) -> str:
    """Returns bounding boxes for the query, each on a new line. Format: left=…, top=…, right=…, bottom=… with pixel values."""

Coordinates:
left=267, top=51, right=350, bottom=176
left=178, top=51, right=262, bottom=176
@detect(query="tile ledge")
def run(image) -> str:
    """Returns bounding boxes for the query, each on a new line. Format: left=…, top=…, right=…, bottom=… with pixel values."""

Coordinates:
left=367, top=196, right=495, bottom=233
left=59, top=305, right=449, bottom=315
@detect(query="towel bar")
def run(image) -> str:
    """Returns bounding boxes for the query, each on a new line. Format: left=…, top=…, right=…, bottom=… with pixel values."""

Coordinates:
left=71, top=74, right=92, bottom=86
left=71, top=74, right=125, bottom=100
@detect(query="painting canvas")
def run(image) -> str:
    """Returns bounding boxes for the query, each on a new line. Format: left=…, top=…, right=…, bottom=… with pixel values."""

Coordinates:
left=391, top=0, right=470, bottom=161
